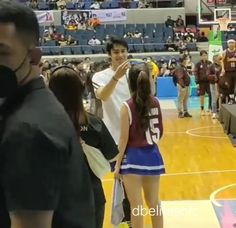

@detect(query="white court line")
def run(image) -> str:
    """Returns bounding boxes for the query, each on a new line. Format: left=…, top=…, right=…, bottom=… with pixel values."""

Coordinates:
left=186, top=126, right=227, bottom=139
left=210, top=183, right=236, bottom=207
left=102, top=169, right=236, bottom=182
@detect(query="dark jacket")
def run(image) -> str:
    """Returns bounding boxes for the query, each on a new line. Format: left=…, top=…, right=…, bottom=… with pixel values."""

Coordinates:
left=206, top=63, right=222, bottom=84
left=172, top=64, right=191, bottom=88
left=195, top=60, right=212, bottom=83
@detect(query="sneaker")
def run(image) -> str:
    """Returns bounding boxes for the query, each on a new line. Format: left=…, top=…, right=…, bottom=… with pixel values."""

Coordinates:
left=184, top=112, right=192, bottom=117
left=178, top=112, right=184, bottom=118
left=212, top=113, right=217, bottom=119
left=200, top=110, right=205, bottom=116
left=118, top=222, right=131, bottom=228
left=228, top=99, right=235, bottom=105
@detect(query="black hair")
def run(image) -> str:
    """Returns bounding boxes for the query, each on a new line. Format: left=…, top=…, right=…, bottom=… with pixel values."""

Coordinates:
left=200, top=50, right=208, bottom=56
left=128, top=63, right=153, bottom=130
left=106, top=36, right=128, bottom=55
left=0, top=0, right=39, bottom=46
left=179, top=54, right=188, bottom=63
left=128, top=54, right=133, bottom=59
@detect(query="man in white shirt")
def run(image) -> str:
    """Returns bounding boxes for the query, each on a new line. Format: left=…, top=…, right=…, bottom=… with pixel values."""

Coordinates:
left=88, top=36, right=102, bottom=46
left=92, top=37, right=131, bottom=227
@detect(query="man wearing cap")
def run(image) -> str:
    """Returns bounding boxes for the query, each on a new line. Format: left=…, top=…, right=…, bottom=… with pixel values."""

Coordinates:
left=221, top=39, right=236, bottom=104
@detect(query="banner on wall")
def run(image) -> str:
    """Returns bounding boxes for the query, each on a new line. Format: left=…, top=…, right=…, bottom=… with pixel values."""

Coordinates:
left=61, top=10, right=92, bottom=28
left=207, top=0, right=226, bottom=3
left=35, top=11, right=54, bottom=24
left=208, top=31, right=223, bottom=62
left=91, top=8, right=127, bottom=22
left=61, top=9, right=127, bottom=25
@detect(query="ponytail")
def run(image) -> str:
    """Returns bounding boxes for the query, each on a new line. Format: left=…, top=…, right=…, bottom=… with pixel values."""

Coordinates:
left=135, top=70, right=152, bottom=130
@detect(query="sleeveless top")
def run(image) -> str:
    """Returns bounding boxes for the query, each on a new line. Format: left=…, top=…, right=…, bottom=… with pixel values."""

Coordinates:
left=224, top=49, right=236, bottom=72
left=124, top=96, right=163, bottom=147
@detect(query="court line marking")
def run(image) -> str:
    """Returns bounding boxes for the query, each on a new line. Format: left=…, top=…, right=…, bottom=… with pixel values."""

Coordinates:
left=102, top=169, right=236, bottom=182
left=164, top=126, right=227, bottom=139
left=186, top=126, right=227, bottom=139
left=210, top=183, right=236, bottom=207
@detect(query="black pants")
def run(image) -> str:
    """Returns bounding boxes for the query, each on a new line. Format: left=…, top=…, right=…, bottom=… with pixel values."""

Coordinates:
left=95, top=204, right=105, bottom=228
left=225, top=71, right=236, bottom=95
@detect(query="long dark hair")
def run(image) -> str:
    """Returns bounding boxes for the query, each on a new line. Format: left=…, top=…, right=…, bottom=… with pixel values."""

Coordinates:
left=48, top=66, right=88, bottom=135
left=128, top=63, right=153, bottom=130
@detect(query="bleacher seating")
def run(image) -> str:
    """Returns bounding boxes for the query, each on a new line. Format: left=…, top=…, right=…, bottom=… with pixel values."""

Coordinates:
left=18, top=0, right=182, bottom=10
left=39, top=23, right=198, bottom=55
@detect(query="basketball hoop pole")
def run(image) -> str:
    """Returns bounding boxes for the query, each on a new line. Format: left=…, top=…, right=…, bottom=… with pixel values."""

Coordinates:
left=198, top=0, right=202, bottom=24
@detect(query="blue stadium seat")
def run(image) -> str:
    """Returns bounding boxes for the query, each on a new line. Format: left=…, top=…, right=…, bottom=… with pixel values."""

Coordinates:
left=144, top=43, right=155, bottom=52
left=134, top=44, right=144, bottom=53
left=82, top=46, right=93, bottom=54
left=146, top=24, right=156, bottom=33
left=61, top=46, right=72, bottom=55
left=51, top=46, right=61, bottom=55
left=65, top=30, right=77, bottom=36
left=94, top=32, right=105, bottom=40
left=106, top=24, right=115, bottom=31
left=38, top=2, right=49, bottom=10
left=129, top=1, right=138, bottom=8
left=44, top=40, right=57, bottom=46
left=124, top=38, right=133, bottom=44
left=143, top=37, right=153, bottom=43
left=110, top=1, right=119, bottom=8
left=125, top=24, right=136, bottom=33
left=164, top=27, right=174, bottom=40
left=132, top=38, right=142, bottom=44
left=105, top=24, right=115, bottom=35
left=72, top=46, right=82, bottom=54
left=135, top=24, right=145, bottom=34
left=66, top=2, right=75, bottom=9
left=116, top=24, right=125, bottom=33
left=100, top=2, right=110, bottom=8
left=84, top=2, right=91, bottom=9
left=128, top=44, right=135, bottom=53
left=41, top=46, right=51, bottom=55
left=186, top=43, right=197, bottom=51
left=92, top=45, right=105, bottom=54
left=154, top=43, right=165, bottom=51
left=79, top=39, right=89, bottom=45
left=115, top=24, right=125, bottom=36
left=155, top=23, right=164, bottom=35
left=56, top=26, right=65, bottom=35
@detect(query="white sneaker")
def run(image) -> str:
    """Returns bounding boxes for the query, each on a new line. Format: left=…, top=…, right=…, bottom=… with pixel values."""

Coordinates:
left=212, top=113, right=217, bottom=119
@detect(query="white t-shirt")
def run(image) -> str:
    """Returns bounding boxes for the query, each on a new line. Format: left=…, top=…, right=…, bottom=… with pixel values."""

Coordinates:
left=92, top=68, right=130, bottom=144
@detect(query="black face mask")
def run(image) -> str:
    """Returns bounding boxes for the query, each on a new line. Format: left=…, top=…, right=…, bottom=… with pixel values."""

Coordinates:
left=0, top=54, right=30, bottom=98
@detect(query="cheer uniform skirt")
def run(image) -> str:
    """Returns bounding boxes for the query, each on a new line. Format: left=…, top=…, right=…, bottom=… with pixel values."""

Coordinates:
left=119, top=144, right=165, bottom=176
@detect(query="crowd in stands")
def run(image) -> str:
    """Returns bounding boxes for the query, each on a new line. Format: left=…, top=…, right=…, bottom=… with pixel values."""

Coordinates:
left=18, top=0, right=184, bottom=10
left=39, top=21, right=200, bottom=55
left=41, top=50, right=194, bottom=87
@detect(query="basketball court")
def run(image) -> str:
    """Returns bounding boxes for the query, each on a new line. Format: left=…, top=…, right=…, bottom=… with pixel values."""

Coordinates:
left=102, top=97, right=236, bottom=227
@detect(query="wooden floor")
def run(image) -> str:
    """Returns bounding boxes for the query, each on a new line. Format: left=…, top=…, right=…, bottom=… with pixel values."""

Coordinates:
left=102, top=107, right=236, bottom=228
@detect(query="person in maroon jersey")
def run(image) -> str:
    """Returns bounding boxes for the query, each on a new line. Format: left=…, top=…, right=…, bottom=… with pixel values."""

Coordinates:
left=195, top=50, right=212, bottom=116
left=114, top=62, right=165, bottom=228
left=221, top=39, right=236, bottom=104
